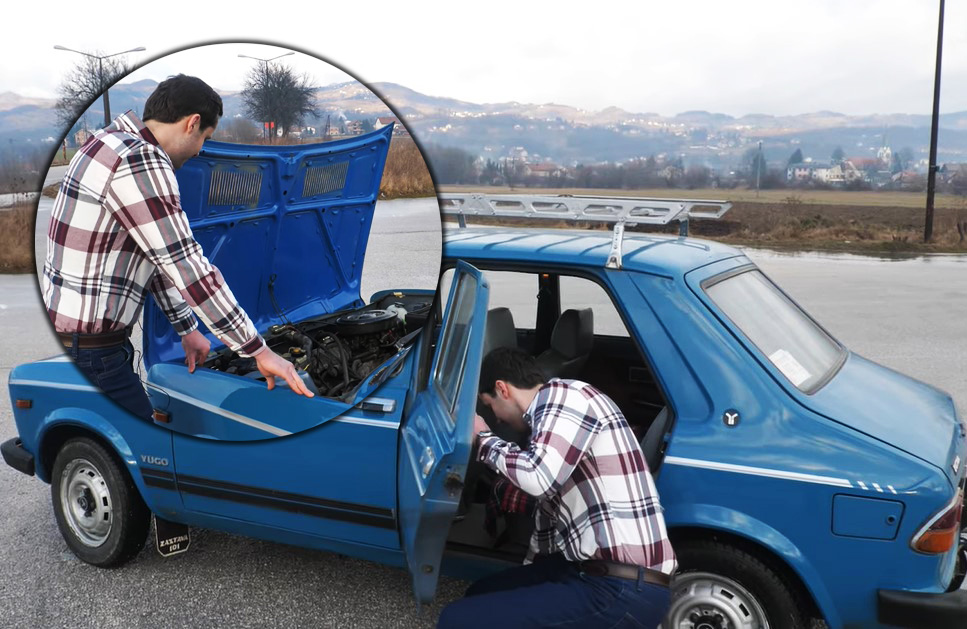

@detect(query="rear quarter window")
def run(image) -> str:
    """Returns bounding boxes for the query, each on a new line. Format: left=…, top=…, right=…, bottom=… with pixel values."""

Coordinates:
left=705, top=269, right=845, bottom=393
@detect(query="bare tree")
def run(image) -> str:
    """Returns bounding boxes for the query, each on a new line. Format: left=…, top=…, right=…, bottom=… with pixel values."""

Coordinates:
left=54, top=53, right=131, bottom=130
left=241, top=63, right=319, bottom=139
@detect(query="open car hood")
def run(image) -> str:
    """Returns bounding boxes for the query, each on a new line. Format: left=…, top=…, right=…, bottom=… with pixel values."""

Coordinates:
left=143, top=124, right=393, bottom=368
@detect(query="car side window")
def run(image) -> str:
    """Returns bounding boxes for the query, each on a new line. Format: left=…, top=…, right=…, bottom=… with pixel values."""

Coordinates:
left=438, top=268, right=537, bottom=330
left=433, top=271, right=478, bottom=420
left=559, top=275, right=629, bottom=337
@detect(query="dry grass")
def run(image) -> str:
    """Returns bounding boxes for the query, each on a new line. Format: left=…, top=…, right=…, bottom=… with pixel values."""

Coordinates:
left=439, top=186, right=967, bottom=254
left=0, top=204, right=35, bottom=273
left=380, top=137, right=435, bottom=199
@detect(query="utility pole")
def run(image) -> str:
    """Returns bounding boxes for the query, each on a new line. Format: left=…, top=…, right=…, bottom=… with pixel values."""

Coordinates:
left=924, top=0, right=945, bottom=243
left=53, top=45, right=145, bottom=127
left=755, top=141, right=762, bottom=198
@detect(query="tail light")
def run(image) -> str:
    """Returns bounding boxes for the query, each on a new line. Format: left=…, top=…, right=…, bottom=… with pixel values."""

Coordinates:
left=911, top=489, right=964, bottom=554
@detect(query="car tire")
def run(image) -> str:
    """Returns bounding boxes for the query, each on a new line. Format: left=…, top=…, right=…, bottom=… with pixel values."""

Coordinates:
left=51, top=437, right=150, bottom=567
left=664, top=539, right=808, bottom=629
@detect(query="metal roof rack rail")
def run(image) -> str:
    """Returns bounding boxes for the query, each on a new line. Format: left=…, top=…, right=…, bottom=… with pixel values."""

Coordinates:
left=438, top=193, right=731, bottom=269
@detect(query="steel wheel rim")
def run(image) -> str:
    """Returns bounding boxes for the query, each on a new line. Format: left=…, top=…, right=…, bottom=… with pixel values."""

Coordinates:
left=60, top=458, right=113, bottom=547
left=665, top=572, right=769, bottom=629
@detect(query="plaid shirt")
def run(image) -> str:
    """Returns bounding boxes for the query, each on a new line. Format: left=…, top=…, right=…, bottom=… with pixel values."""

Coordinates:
left=478, top=379, right=677, bottom=575
left=43, top=111, right=265, bottom=357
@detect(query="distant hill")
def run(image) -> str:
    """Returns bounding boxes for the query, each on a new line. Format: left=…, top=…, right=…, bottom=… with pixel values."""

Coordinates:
left=3, top=80, right=966, bottom=168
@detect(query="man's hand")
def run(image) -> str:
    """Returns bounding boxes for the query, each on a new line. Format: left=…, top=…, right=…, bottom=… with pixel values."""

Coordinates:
left=181, top=330, right=211, bottom=373
left=473, top=413, right=490, bottom=435
left=254, top=348, right=315, bottom=397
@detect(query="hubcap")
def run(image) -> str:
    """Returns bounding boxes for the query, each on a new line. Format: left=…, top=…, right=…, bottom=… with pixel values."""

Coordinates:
left=665, top=572, right=769, bottom=629
left=60, top=458, right=113, bottom=547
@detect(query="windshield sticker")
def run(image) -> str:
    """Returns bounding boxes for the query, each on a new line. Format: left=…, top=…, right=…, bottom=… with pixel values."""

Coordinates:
left=769, top=349, right=811, bottom=387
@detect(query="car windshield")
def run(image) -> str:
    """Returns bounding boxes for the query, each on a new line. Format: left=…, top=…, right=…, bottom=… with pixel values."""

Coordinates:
left=705, top=269, right=844, bottom=393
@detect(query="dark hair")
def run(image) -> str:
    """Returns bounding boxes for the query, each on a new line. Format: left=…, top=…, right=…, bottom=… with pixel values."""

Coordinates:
left=142, top=74, right=223, bottom=130
left=479, top=347, right=546, bottom=396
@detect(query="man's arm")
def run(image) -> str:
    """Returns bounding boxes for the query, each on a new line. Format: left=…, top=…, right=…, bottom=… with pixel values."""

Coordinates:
left=147, top=273, right=210, bottom=373
left=108, top=146, right=312, bottom=396
left=477, top=383, right=600, bottom=499
left=147, top=272, right=199, bottom=336
left=107, top=145, right=264, bottom=358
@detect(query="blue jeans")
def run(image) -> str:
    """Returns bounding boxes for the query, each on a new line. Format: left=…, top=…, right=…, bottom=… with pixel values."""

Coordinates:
left=70, top=337, right=154, bottom=420
left=437, top=553, right=671, bottom=628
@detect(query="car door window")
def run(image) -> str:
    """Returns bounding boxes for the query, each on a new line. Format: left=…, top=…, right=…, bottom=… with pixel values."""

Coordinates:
left=433, top=271, right=478, bottom=420
left=438, top=268, right=537, bottom=330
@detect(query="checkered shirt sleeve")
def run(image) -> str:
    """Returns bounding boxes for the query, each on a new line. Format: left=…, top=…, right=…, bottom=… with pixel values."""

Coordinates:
left=42, top=111, right=265, bottom=358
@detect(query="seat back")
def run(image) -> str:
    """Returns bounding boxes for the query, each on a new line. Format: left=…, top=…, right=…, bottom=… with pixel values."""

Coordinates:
left=536, top=308, right=594, bottom=379
left=483, top=307, right=517, bottom=357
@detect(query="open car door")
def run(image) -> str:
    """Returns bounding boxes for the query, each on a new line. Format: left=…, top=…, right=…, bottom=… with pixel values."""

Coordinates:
left=398, top=261, right=489, bottom=604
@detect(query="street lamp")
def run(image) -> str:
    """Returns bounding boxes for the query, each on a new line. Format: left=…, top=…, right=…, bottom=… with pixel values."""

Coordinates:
left=238, top=52, right=295, bottom=142
left=54, top=45, right=146, bottom=128
left=237, top=52, right=295, bottom=65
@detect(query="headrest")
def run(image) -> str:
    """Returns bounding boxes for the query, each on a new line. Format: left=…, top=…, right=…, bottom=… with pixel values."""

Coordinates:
left=550, top=308, right=593, bottom=358
left=484, top=307, right=517, bottom=356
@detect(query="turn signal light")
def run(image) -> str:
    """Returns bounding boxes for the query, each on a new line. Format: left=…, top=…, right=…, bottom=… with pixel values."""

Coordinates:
left=912, top=490, right=963, bottom=554
left=152, top=410, right=171, bottom=424
left=15, top=399, right=32, bottom=409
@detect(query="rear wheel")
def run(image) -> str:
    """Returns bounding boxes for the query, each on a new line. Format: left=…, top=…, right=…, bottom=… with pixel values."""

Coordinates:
left=664, top=540, right=808, bottom=629
left=51, top=437, right=150, bottom=567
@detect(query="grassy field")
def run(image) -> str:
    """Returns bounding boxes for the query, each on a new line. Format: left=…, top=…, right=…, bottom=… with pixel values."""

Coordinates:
left=439, top=184, right=967, bottom=210
left=438, top=185, right=967, bottom=254
left=381, top=137, right=435, bottom=198
left=0, top=204, right=35, bottom=273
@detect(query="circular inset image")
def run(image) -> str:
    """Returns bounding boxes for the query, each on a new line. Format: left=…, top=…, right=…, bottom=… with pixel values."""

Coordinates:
left=36, top=42, right=441, bottom=440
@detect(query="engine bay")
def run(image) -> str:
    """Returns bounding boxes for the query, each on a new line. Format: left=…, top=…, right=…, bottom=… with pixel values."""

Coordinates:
left=204, top=292, right=434, bottom=398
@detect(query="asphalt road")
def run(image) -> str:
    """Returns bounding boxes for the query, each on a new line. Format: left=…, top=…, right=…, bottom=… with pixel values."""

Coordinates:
left=1, top=211, right=965, bottom=626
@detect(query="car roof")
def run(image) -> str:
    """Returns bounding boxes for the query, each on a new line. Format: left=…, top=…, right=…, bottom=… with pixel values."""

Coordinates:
left=442, top=226, right=745, bottom=276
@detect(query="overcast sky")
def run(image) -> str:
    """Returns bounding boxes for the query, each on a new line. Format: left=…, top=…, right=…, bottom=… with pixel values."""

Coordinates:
left=2, top=0, right=964, bottom=118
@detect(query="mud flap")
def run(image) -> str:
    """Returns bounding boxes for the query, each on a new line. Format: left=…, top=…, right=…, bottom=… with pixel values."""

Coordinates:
left=154, top=515, right=191, bottom=557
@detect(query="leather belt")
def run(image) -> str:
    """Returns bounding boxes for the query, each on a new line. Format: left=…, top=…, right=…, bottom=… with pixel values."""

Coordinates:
left=578, top=560, right=671, bottom=587
left=58, top=329, right=130, bottom=349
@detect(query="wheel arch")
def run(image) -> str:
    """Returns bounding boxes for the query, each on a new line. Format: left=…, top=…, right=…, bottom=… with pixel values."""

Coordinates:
left=37, top=410, right=143, bottom=497
left=669, top=523, right=833, bottom=627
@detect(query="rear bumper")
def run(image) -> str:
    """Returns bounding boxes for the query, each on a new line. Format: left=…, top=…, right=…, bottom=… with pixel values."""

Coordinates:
left=878, top=588, right=967, bottom=628
left=1, top=437, right=34, bottom=476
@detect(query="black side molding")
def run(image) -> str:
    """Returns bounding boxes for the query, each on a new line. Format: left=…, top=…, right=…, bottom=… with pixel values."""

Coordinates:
left=878, top=588, right=967, bottom=628
left=1, top=438, right=35, bottom=476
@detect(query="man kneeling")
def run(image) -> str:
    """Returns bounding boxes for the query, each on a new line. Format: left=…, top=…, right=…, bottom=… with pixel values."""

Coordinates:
left=438, top=347, right=677, bottom=628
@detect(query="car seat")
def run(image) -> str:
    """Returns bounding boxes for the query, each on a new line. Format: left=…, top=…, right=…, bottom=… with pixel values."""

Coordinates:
left=536, top=308, right=594, bottom=379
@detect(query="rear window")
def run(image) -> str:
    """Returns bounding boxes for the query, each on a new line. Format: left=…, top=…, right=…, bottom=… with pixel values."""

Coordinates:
left=705, top=269, right=844, bottom=393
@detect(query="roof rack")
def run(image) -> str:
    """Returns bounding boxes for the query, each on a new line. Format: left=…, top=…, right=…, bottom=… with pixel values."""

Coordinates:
left=438, top=193, right=731, bottom=269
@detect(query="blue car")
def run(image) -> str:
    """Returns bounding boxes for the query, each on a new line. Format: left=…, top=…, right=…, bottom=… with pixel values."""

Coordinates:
left=5, top=183, right=966, bottom=627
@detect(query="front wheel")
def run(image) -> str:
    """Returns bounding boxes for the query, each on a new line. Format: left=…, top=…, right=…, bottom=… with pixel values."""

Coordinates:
left=664, top=540, right=808, bottom=629
left=51, top=437, right=150, bottom=567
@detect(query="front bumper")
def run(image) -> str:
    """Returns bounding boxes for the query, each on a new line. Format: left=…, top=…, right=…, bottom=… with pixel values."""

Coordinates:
left=1, top=437, right=34, bottom=476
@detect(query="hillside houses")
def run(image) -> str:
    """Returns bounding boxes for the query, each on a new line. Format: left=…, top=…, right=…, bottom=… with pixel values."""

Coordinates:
left=785, top=157, right=897, bottom=188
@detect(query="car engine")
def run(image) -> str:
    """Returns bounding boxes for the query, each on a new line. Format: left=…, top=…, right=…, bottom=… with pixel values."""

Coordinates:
left=205, top=294, right=433, bottom=398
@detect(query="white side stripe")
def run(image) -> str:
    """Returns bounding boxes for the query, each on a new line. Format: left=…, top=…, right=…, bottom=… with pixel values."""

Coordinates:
left=11, top=379, right=291, bottom=438
left=160, top=388, right=292, bottom=437
left=664, top=456, right=853, bottom=488
left=9, top=379, right=100, bottom=393
left=873, top=483, right=884, bottom=493
left=857, top=481, right=868, bottom=490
